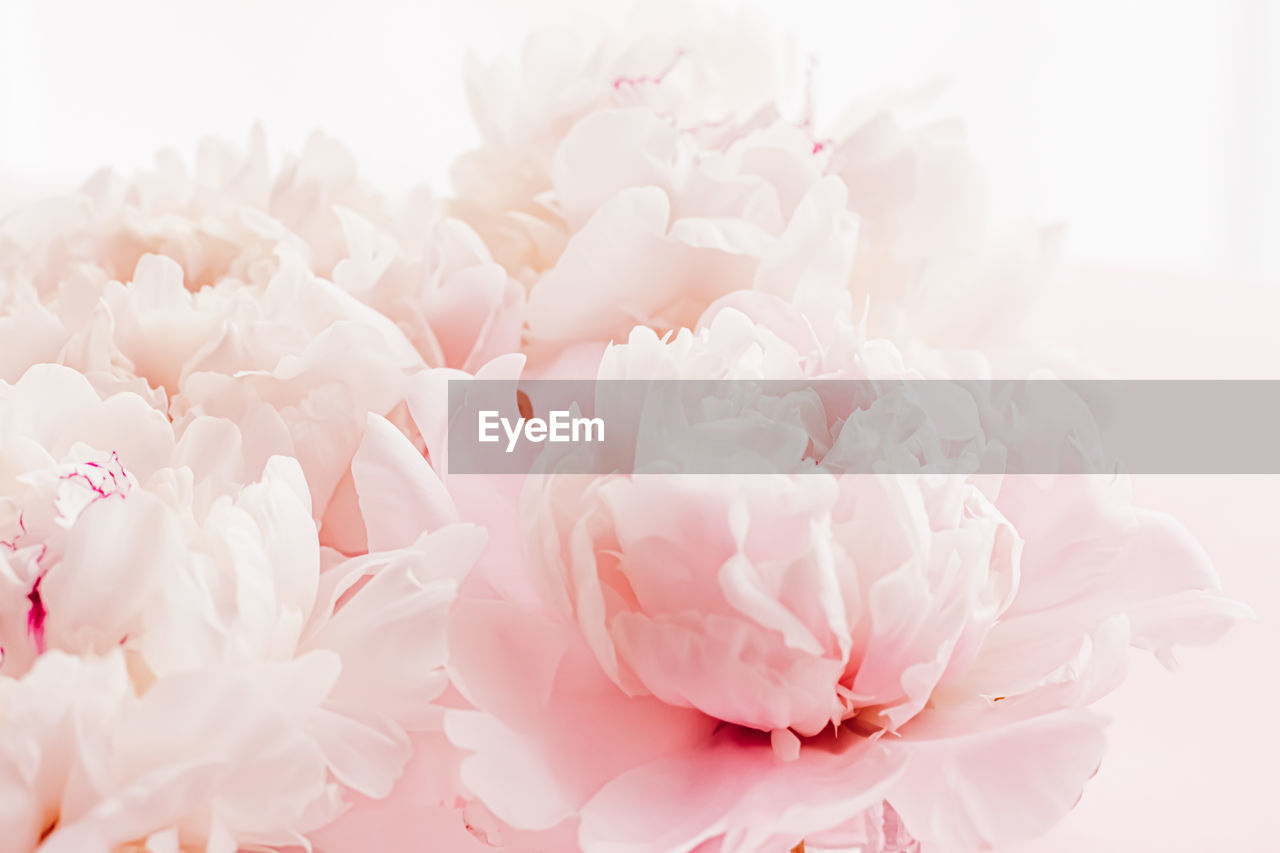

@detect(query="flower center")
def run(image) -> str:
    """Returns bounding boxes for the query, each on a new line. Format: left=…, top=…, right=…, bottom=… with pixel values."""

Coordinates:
left=1, top=451, right=133, bottom=661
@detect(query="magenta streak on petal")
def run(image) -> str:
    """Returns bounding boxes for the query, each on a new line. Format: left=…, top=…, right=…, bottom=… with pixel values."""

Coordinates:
left=59, top=452, right=131, bottom=502
left=27, top=575, right=46, bottom=654
left=60, top=471, right=112, bottom=499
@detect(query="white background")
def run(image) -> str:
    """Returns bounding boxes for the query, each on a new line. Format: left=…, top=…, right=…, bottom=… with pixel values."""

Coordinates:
left=2, top=0, right=1279, bottom=279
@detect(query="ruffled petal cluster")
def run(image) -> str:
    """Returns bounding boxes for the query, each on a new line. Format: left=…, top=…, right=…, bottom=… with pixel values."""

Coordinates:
left=0, top=365, right=485, bottom=850
left=440, top=298, right=1244, bottom=853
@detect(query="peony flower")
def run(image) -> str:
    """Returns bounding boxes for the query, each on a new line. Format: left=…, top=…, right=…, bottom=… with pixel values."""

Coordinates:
left=1, top=649, right=342, bottom=853
left=450, top=1, right=1053, bottom=363
left=0, top=363, right=486, bottom=851
left=482, top=107, right=860, bottom=367
left=440, top=299, right=1247, bottom=853
left=0, top=131, right=522, bottom=527
left=450, top=1, right=803, bottom=278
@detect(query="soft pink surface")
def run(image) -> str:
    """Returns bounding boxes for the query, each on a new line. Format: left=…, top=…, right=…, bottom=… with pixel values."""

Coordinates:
left=1013, top=266, right=1280, bottom=851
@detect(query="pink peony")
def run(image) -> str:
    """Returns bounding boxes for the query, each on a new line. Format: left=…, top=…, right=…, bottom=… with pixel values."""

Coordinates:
left=441, top=300, right=1246, bottom=853
left=0, top=131, right=521, bottom=527
left=0, top=364, right=486, bottom=851
left=450, top=2, right=1052, bottom=364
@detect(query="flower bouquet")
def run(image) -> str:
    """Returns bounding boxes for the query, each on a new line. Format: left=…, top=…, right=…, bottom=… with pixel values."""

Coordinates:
left=0, top=4, right=1246, bottom=852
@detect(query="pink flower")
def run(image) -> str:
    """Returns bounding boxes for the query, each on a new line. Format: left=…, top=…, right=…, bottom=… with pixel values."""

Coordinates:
left=1, top=650, right=342, bottom=852
left=0, top=132, right=522, bottom=525
left=496, top=112, right=858, bottom=367
left=0, top=364, right=487, bottom=851
left=451, top=2, right=800, bottom=277
left=450, top=3, right=1053, bottom=363
left=440, top=302, right=1247, bottom=853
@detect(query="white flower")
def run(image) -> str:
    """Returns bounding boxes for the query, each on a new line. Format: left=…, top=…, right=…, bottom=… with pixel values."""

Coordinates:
left=0, top=364, right=486, bottom=851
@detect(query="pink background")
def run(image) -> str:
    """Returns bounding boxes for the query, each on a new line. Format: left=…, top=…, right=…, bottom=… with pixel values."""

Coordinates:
left=1011, top=267, right=1280, bottom=851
